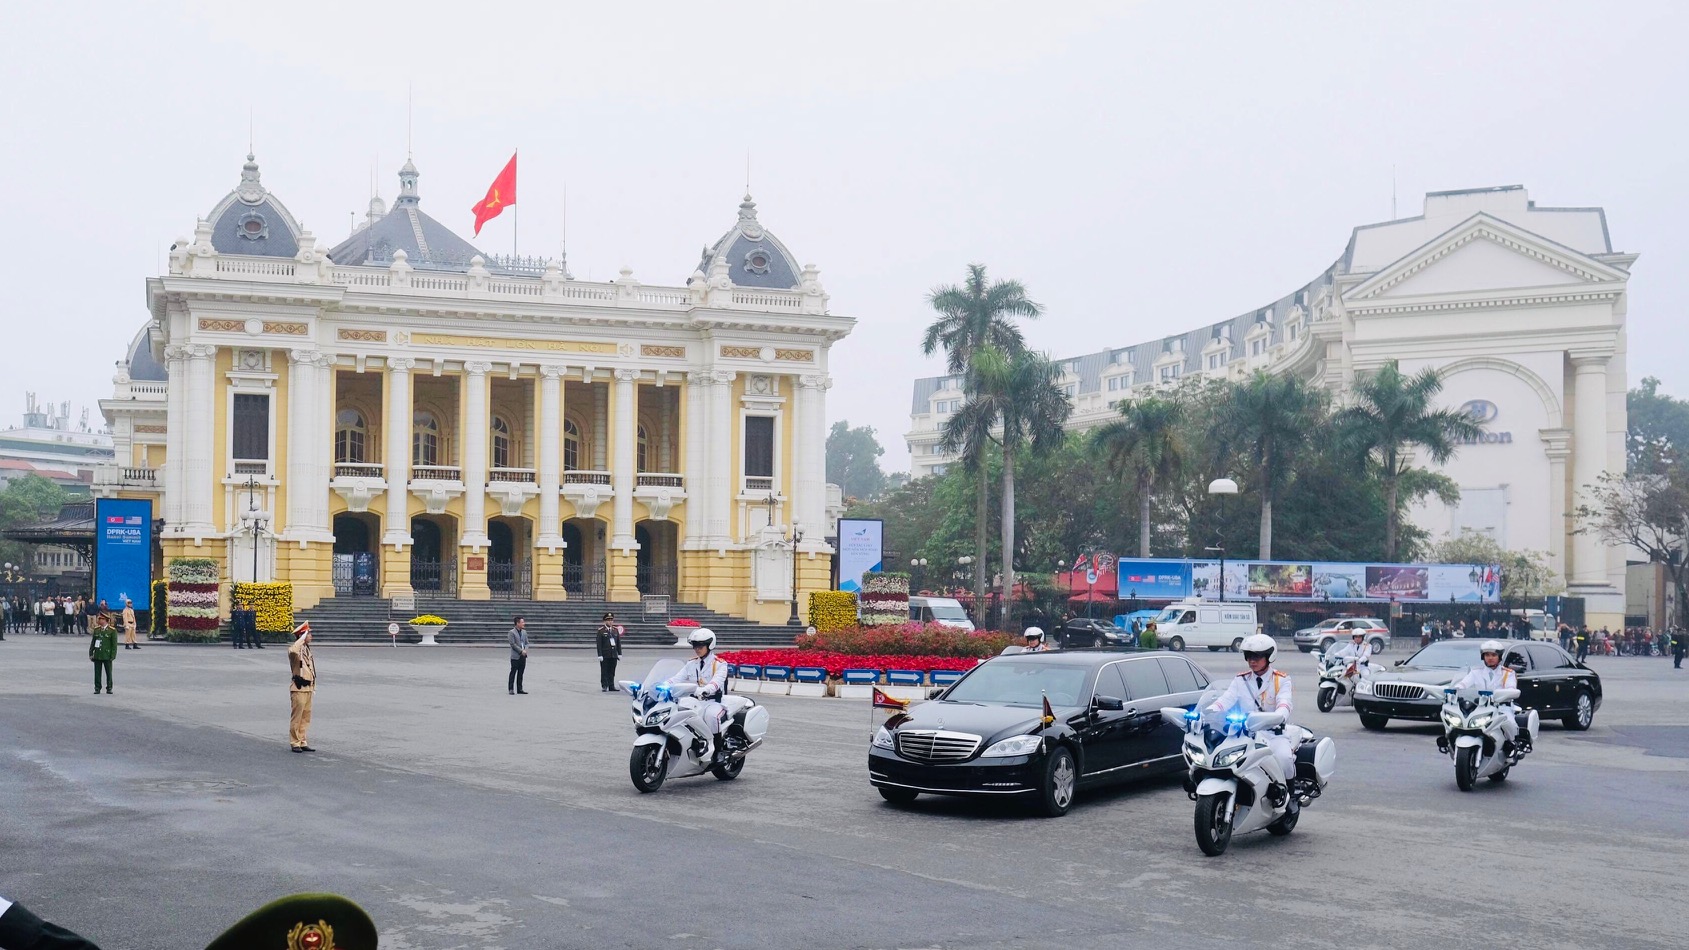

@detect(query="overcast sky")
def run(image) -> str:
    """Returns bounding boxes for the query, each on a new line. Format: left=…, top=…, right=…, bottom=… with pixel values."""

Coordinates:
left=2, top=2, right=1684, bottom=470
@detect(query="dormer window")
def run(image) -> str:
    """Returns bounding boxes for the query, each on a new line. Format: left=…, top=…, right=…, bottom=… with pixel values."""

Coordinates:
left=237, top=211, right=268, bottom=240
left=1250, top=338, right=1268, bottom=357
left=743, top=248, right=772, bottom=274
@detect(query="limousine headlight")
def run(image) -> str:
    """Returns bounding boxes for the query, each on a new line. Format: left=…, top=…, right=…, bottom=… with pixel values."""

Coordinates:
left=980, top=735, right=1044, bottom=758
left=872, top=726, right=895, bottom=750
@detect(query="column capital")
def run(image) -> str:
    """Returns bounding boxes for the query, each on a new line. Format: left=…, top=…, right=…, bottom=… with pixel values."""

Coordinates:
left=710, top=370, right=736, bottom=386
left=288, top=348, right=322, bottom=366
left=798, top=373, right=832, bottom=390
left=540, top=363, right=566, bottom=380
left=1568, top=351, right=1613, bottom=369
left=186, top=343, right=218, bottom=360
left=464, top=360, right=494, bottom=376
left=615, top=368, right=639, bottom=383
left=387, top=357, right=417, bottom=373
left=163, top=344, right=191, bottom=362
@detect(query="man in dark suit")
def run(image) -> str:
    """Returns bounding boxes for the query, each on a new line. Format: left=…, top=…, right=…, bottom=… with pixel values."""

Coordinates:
left=596, top=612, right=624, bottom=692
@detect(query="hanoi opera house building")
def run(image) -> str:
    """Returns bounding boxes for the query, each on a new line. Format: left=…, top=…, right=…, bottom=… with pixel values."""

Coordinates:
left=910, top=186, right=1635, bottom=625
left=97, top=154, right=852, bottom=623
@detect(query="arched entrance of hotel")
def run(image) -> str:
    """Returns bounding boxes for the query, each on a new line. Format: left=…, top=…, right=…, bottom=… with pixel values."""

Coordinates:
left=410, top=515, right=457, bottom=595
left=635, top=520, right=678, bottom=597
left=487, top=516, right=532, bottom=599
left=331, top=512, right=379, bottom=597
left=562, top=517, right=605, bottom=600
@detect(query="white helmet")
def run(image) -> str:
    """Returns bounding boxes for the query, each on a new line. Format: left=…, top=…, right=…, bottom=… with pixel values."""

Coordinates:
left=1241, top=633, right=1277, bottom=660
left=687, top=628, right=716, bottom=651
left=1023, top=626, right=1045, bottom=640
left=1350, top=628, right=1366, bottom=639
left=1480, top=639, right=1505, bottom=655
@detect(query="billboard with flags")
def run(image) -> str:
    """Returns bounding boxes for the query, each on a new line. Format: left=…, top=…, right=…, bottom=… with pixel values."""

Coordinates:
left=94, top=498, right=151, bottom=608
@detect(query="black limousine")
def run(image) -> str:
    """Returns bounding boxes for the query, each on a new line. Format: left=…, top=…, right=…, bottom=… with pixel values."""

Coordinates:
left=868, top=650, right=1211, bottom=816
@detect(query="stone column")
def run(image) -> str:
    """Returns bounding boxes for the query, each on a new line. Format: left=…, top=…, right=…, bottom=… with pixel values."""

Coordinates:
left=285, top=349, right=317, bottom=538
left=162, top=345, right=188, bottom=530
left=1539, top=429, right=1572, bottom=585
left=461, top=362, right=492, bottom=549
left=181, top=344, right=217, bottom=535
left=794, top=374, right=830, bottom=541
left=534, top=364, right=567, bottom=601
left=1569, top=355, right=1612, bottom=588
left=381, top=358, right=414, bottom=550
left=609, top=369, right=640, bottom=601
left=708, top=371, right=736, bottom=544
left=592, top=378, right=609, bottom=471
left=681, top=372, right=709, bottom=550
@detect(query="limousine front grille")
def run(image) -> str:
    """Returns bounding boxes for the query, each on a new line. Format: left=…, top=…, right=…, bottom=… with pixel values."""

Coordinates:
left=1373, top=683, right=1427, bottom=701
left=897, top=730, right=982, bottom=762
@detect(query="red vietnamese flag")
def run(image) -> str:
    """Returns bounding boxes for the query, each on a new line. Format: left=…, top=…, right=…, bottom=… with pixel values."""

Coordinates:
left=471, top=152, right=517, bottom=236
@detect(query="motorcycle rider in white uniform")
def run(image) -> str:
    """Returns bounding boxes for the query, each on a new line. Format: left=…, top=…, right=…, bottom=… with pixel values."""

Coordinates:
left=1207, top=633, right=1297, bottom=804
left=1022, top=626, right=1051, bottom=652
left=665, top=628, right=731, bottom=763
left=1332, top=628, right=1373, bottom=669
left=1454, top=640, right=1529, bottom=753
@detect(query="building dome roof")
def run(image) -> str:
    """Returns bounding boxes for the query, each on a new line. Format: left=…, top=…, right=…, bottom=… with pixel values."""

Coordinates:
left=124, top=324, right=166, bottom=381
left=205, top=154, right=303, bottom=257
left=329, top=158, right=487, bottom=270
left=695, top=193, right=803, bottom=289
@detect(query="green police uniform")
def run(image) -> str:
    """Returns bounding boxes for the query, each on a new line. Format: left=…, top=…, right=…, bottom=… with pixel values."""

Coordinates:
left=89, top=623, right=117, bottom=694
left=205, top=894, right=377, bottom=950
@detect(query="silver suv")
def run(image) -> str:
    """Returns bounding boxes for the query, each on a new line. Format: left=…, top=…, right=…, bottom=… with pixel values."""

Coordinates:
left=1294, top=617, right=1390, bottom=653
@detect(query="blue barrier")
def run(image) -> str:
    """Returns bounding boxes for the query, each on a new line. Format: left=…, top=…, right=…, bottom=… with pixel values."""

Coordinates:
left=793, top=666, right=828, bottom=683
left=763, top=665, right=792, bottom=683
left=886, top=669, right=923, bottom=687
left=841, top=669, right=880, bottom=685
left=930, top=670, right=964, bottom=686
left=735, top=664, right=763, bottom=680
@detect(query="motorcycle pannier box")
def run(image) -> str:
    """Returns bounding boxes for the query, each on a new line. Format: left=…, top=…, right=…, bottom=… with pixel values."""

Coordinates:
left=1296, top=737, right=1337, bottom=785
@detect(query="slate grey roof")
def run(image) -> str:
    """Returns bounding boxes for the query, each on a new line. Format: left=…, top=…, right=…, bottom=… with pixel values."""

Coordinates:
left=206, top=155, right=302, bottom=258
left=125, top=325, right=166, bottom=381
left=329, top=159, right=488, bottom=270
left=695, top=194, right=802, bottom=289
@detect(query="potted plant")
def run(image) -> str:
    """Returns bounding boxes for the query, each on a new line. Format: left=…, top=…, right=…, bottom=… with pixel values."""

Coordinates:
left=666, top=616, right=700, bottom=644
left=409, top=614, right=449, bottom=646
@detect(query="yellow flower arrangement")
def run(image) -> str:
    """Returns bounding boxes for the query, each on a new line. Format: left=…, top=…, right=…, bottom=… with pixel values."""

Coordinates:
left=808, top=590, right=858, bottom=633
left=409, top=615, right=450, bottom=627
left=232, top=582, right=294, bottom=636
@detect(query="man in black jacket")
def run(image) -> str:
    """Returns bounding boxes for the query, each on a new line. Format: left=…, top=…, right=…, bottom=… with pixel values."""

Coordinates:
left=596, top=612, right=624, bottom=692
left=0, top=894, right=103, bottom=949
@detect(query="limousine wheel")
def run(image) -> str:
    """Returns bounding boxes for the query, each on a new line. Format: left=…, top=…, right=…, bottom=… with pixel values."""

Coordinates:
left=1035, top=747, right=1077, bottom=817
left=1358, top=712, right=1389, bottom=731
left=1563, top=690, right=1595, bottom=731
left=1166, top=636, right=1185, bottom=652
left=878, top=786, right=919, bottom=805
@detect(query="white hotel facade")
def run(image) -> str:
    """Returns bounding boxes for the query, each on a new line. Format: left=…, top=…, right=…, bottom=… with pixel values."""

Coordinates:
left=907, top=187, right=1633, bottom=625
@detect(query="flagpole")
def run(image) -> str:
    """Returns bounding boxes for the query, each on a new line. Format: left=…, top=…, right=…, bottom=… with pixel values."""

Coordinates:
left=513, top=148, right=519, bottom=261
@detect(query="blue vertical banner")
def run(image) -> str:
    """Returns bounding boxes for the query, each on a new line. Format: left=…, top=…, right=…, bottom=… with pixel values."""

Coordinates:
left=836, top=519, right=883, bottom=593
left=95, top=498, right=152, bottom=607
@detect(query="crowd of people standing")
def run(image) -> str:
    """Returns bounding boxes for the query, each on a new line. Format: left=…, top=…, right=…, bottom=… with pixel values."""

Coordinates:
left=0, top=594, right=99, bottom=636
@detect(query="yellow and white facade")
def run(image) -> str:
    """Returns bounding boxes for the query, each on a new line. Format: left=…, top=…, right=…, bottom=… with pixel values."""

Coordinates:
left=98, top=155, right=852, bottom=622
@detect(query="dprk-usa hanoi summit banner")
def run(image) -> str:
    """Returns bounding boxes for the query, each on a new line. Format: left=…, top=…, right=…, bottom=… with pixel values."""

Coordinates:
left=95, top=498, right=152, bottom=608
left=836, top=518, right=883, bottom=593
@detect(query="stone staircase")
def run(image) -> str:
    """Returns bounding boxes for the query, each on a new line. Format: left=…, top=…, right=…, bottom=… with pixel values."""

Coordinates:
left=286, top=595, right=801, bottom=648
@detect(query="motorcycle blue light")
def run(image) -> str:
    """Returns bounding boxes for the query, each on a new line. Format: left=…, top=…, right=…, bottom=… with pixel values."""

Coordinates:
left=1184, top=709, right=1200, bottom=721
left=1226, top=711, right=1247, bottom=723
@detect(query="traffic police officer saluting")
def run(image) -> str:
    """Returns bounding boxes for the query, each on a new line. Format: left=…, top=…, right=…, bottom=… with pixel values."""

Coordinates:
left=287, top=622, right=316, bottom=752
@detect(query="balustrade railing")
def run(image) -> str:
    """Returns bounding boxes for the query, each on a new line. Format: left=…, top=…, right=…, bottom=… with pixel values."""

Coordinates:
left=563, top=469, right=612, bottom=486
left=119, top=467, right=157, bottom=486
left=333, top=463, right=384, bottom=479
left=488, top=467, right=538, bottom=484
left=635, top=472, right=684, bottom=489
left=232, top=460, right=269, bottom=476
left=411, top=465, right=462, bottom=482
left=744, top=476, right=775, bottom=494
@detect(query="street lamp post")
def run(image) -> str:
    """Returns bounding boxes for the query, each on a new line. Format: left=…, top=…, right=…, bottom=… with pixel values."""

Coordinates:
left=764, top=491, right=804, bottom=626
left=957, top=556, right=974, bottom=620
left=238, top=476, right=273, bottom=585
left=909, top=557, right=928, bottom=593
left=1206, top=477, right=1238, bottom=603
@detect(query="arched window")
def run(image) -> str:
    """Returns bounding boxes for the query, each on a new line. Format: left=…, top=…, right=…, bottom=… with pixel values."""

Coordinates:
left=637, top=424, right=649, bottom=473
left=490, top=415, right=512, bottom=469
left=563, top=419, right=581, bottom=471
left=412, top=411, right=439, bottom=467
left=334, top=408, right=366, bottom=463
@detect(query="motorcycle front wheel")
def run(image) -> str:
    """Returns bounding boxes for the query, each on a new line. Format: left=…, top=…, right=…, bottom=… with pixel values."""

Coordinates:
left=1316, top=685, right=1337, bottom=713
left=1194, top=793, right=1233, bottom=856
left=1454, top=746, right=1479, bottom=792
left=630, top=744, right=669, bottom=793
left=1266, top=803, right=1299, bottom=836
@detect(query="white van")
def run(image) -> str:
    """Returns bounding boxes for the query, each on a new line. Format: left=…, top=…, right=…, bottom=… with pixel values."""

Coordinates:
left=907, top=596, right=976, bottom=632
left=1151, top=600, right=1259, bottom=652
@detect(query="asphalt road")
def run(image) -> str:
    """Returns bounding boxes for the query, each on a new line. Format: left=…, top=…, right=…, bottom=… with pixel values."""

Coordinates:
left=2, top=636, right=1684, bottom=949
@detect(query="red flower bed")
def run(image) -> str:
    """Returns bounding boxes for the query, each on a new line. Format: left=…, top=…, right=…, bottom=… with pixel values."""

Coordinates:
left=667, top=618, right=700, bottom=627
left=796, top=623, right=1010, bottom=658
left=719, top=649, right=986, bottom=679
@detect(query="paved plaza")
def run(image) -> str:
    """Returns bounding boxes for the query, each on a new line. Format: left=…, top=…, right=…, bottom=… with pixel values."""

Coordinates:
left=2, top=637, right=1684, bottom=949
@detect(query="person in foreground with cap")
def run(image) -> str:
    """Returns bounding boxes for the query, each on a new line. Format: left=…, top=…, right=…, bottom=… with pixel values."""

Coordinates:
left=595, top=612, right=623, bottom=692
left=288, top=622, right=317, bottom=752
left=0, top=893, right=104, bottom=949
left=0, top=891, right=379, bottom=950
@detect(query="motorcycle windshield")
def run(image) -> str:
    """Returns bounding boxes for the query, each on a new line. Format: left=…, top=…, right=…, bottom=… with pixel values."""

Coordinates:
left=636, top=659, right=687, bottom=700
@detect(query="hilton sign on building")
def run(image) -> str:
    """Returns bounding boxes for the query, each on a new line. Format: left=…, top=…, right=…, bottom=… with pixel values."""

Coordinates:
left=908, top=186, right=1633, bottom=625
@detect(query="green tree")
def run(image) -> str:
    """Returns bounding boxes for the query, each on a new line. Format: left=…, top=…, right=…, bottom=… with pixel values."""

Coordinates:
left=922, top=264, right=1044, bottom=615
left=1430, top=529, right=1560, bottom=601
left=1092, top=396, right=1186, bottom=557
left=1628, top=377, right=1689, bottom=473
left=954, top=345, right=1070, bottom=611
left=1578, top=467, right=1689, bottom=625
left=1220, top=372, right=1326, bottom=560
left=1337, top=361, right=1484, bottom=561
left=0, top=474, right=71, bottom=568
left=825, top=420, right=888, bottom=502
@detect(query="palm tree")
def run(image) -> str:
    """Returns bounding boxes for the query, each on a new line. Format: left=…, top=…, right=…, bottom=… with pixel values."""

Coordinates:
left=1222, top=372, right=1327, bottom=560
left=923, top=265, right=1044, bottom=615
left=1337, top=361, right=1485, bottom=560
left=1092, top=396, right=1185, bottom=557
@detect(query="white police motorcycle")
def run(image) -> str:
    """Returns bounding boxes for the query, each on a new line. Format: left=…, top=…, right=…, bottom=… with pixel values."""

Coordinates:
left=1435, top=685, right=1538, bottom=791
left=1162, top=684, right=1336, bottom=856
left=1313, top=648, right=1375, bottom=712
left=623, top=658, right=769, bottom=793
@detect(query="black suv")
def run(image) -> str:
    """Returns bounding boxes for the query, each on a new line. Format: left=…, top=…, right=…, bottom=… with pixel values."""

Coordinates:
left=1054, top=617, right=1136, bottom=649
